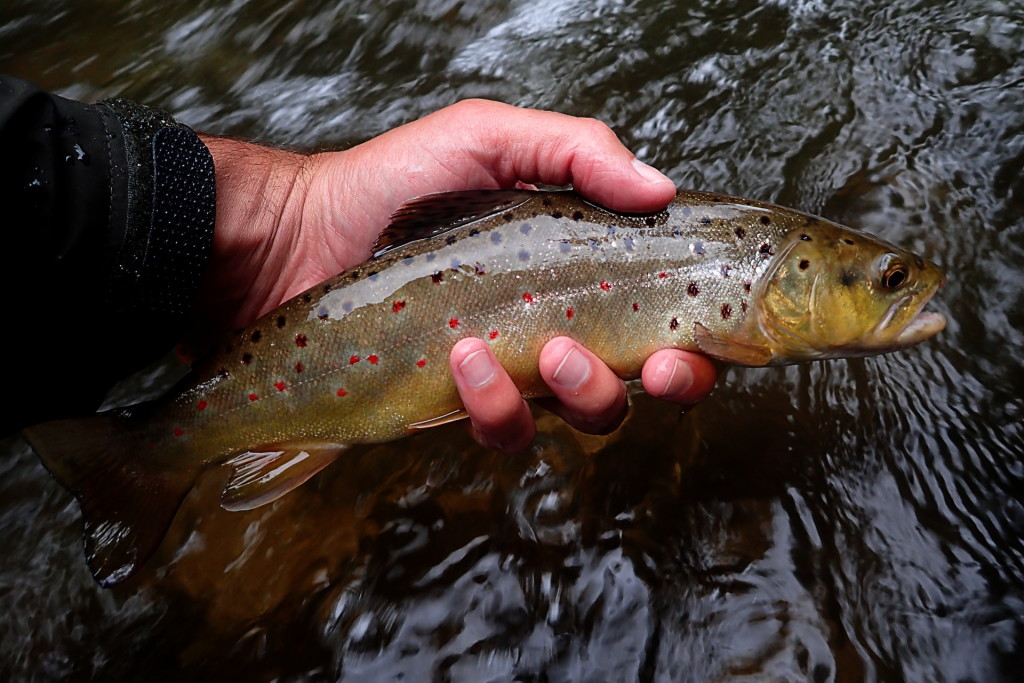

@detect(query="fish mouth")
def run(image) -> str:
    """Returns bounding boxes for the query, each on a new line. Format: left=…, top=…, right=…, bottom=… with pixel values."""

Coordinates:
left=876, top=291, right=947, bottom=347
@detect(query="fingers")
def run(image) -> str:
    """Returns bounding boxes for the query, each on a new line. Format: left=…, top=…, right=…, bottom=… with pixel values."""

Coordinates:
left=641, top=349, right=718, bottom=406
left=536, top=337, right=629, bottom=435
left=453, top=99, right=677, bottom=213
left=449, top=337, right=536, bottom=454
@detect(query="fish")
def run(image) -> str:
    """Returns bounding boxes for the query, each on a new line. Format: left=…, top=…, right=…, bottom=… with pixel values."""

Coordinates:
left=23, top=189, right=946, bottom=586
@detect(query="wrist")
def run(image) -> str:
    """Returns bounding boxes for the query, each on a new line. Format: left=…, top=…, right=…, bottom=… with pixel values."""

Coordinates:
left=198, top=135, right=318, bottom=327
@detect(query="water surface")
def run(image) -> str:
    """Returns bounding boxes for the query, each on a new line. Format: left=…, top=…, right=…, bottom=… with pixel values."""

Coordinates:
left=1, top=0, right=1022, bottom=680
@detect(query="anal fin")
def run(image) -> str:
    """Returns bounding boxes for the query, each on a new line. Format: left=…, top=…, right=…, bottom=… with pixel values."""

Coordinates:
left=221, top=442, right=346, bottom=512
left=693, top=322, right=773, bottom=366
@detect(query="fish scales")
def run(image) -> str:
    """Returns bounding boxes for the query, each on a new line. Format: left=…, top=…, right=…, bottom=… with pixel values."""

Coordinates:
left=23, top=189, right=946, bottom=586
left=177, top=191, right=789, bottom=450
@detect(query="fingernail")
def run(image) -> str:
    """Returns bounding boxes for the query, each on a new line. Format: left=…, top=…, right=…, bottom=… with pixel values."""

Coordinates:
left=551, top=345, right=591, bottom=390
left=459, top=348, right=496, bottom=388
left=631, top=158, right=672, bottom=186
left=654, top=357, right=693, bottom=398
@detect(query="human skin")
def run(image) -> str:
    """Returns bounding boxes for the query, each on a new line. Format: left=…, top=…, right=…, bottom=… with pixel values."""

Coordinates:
left=198, top=100, right=717, bottom=453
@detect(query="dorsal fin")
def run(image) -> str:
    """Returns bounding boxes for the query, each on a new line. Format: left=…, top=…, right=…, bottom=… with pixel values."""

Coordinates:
left=373, top=190, right=536, bottom=258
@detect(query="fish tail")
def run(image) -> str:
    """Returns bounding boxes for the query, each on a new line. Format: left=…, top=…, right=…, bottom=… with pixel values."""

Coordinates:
left=23, top=410, right=197, bottom=587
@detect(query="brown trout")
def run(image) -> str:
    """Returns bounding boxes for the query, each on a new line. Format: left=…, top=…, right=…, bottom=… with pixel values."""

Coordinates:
left=24, top=189, right=946, bottom=585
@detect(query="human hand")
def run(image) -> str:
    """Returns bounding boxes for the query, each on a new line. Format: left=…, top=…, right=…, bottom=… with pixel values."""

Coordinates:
left=200, top=100, right=717, bottom=452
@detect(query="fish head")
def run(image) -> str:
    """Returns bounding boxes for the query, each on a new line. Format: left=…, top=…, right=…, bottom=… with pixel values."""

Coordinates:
left=756, top=222, right=946, bottom=362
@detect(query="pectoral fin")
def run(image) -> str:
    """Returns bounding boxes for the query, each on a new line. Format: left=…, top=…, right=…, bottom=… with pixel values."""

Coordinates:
left=221, top=442, right=347, bottom=511
left=407, top=408, right=469, bottom=431
left=693, top=323, right=773, bottom=367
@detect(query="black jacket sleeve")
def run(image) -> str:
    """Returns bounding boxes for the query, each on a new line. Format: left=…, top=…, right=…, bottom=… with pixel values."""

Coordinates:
left=1, top=76, right=215, bottom=433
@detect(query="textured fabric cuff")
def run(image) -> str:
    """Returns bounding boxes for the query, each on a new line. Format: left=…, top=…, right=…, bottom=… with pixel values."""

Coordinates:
left=94, top=98, right=215, bottom=323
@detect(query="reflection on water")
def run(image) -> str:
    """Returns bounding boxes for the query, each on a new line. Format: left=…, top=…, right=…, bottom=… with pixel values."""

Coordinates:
left=2, top=0, right=1022, bottom=680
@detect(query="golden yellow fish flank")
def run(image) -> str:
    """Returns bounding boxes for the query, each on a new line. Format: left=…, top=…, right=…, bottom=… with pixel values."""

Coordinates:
left=23, top=189, right=946, bottom=586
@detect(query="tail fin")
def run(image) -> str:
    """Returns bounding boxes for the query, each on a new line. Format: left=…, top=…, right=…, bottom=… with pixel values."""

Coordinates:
left=23, top=411, right=198, bottom=587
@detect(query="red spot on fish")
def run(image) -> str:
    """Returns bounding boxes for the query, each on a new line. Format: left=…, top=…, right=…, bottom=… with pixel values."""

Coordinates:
left=392, top=300, right=406, bottom=313
left=295, top=361, right=304, bottom=373
left=632, top=302, right=640, bottom=312
left=368, top=354, right=379, bottom=365
left=658, top=271, right=668, bottom=279
left=416, top=358, right=426, bottom=368
left=566, top=307, right=574, bottom=320
left=489, top=329, right=500, bottom=340
left=173, top=427, right=184, bottom=437
left=336, top=388, right=348, bottom=397
left=449, top=317, right=459, bottom=328
left=249, top=393, right=259, bottom=401
left=295, top=334, right=307, bottom=347
left=600, top=280, right=612, bottom=291
left=274, top=381, right=287, bottom=391
left=349, top=355, right=360, bottom=365
left=196, top=399, right=208, bottom=411
left=522, top=292, right=534, bottom=304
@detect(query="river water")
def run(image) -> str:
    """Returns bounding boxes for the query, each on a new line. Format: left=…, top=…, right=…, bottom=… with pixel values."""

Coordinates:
left=1, top=0, right=1022, bottom=680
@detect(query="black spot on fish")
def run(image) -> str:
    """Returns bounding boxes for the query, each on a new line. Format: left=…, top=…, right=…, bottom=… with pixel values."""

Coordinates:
left=323, top=283, right=332, bottom=293
left=551, top=210, right=563, bottom=219
left=760, top=242, right=774, bottom=258
left=573, top=211, right=584, bottom=221
left=431, top=271, right=443, bottom=284
left=741, top=301, right=748, bottom=313
left=721, top=303, right=732, bottom=319
left=760, top=216, right=771, bottom=225
left=720, top=264, right=732, bottom=277
left=446, top=235, right=457, bottom=245
left=800, top=234, right=812, bottom=241
left=624, top=237, right=635, bottom=251
left=743, top=280, right=752, bottom=292
left=426, top=252, right=437, bottom=261
left=672, top=227, right=683, bottom=238
left=469, top=228, right=480, bottom=237
left=799, top=259, right=810, bottom=270
left=840, top=271, right=856, bottom=286
left=491, top=232, right=503, bottom=244
left=542, top=197, right=552, bottom=207
left=681, top=206, right=692, bottom=217
left=403, top=256, right=414, bottom=266
left=687, top=282, right=699, bottom=296
left=607, top=225, right=617, bottom=236
left=303, top=294, right=312, bottom=303
left=250, top=330, right=262, bottom=343
left=475, top=262, right=487, bottom=275
left=644, top=216, right=656, bottom=227
left=520, top=223, right=533, bottom=235
left=690, top=241, right=705, bottom=255
left=670, top=317, right=680, bottom=330
left=218, top=368, right=229, bottom=378
left=241, top=353, right=252, bottom=365
left=276, top=316, right=286, bottom=328
left=589, top=238, right=599, bottom=251
left=518, top=249, right=530, bottom=262
left=735, top=226, right=746, bottom=239
left=503, top=212, right=514, bottom=221
left=701, top=216, right=712, bottom=225
left=342, top=301, right=354, bottom=313
left=317, top=307, right=329, bottom=320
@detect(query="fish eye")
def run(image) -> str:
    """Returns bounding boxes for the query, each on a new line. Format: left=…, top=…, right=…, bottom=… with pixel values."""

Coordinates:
left=878, top=254, right=909, bottom=290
